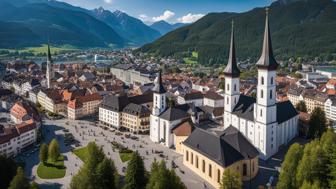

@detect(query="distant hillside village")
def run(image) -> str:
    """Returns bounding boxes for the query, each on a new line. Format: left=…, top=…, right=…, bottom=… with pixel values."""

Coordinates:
left=0, top=9, right=336, bottom=189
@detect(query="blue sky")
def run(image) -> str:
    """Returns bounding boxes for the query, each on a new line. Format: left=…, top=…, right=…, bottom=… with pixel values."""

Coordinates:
left=61, top=0, right=273, bottom=24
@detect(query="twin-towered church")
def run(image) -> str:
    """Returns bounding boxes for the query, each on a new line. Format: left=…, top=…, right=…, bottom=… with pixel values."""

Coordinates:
left=150, top=9, right=299, bottom=161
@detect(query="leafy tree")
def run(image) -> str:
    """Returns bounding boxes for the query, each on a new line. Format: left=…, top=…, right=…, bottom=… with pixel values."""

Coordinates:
left=30, top=182, right=40, bottom=189
left=146, top=160, right=186, bottom=189
left=220, top=168, right=242, bottom=189
left=39, top=143, right=48, bottom=164
left=70, top=142, right=118, bottom=189
left=96, top=158, right=118, bottom=189
left=123, top=152, right=147, bottom=189
left=296, top=141, right=328, bottom=187
left=8, top=167, right=30, bottom=189
left=296, top=101, right=307, bottom=113
left=299, top=180, right=322, bottom=189
left=329, top=144, right=336, bottom=189
left=0, top=155, right=18, bottom=189
left=277, top=143, right=304, bottom=189
left=308, top=107, right=327, bottom=139
left=146, top=160, right=159, bottom=189
left=48, top=139, right=60, bottom=162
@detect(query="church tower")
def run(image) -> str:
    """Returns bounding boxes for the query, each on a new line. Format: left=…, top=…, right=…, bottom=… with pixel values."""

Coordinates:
left=152, top=71, right=167, bottom=116
left=46, top=43, right=53, bottom=89
left=223, top=21, right=241, bottom=128
left=150, top=71, right=167, bottom=143
left=255, top=8, right=279, bottom=159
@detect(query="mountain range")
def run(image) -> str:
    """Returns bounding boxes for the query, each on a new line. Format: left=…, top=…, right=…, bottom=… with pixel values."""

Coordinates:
left=150, top=21, right=187, bottom=35
left=139, top=0, right=336, bottom=65
left=0, top=0, right=185, bottom=48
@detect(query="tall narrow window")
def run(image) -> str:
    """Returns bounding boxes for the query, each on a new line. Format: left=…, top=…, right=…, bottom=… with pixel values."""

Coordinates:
left=196, top=156, right=199, bottom=168
left=217, top=169, right=221, bottom=183
left=260, top=109, right=262, bottom=117
left=227, top=84, right=229, bottom=92
left=234, top=84, right=236, bottom=91
left=202, top=160, right=205, bottom=173
left=191, top=152, right=193, bottom=165
left=243, top=164, right=247, bottom=176
left=261, top=90, right=264, bottom=98
left=271, top=77, right=274, bottom=85
left=186, top=151, right=189, bottom=161
left=209, top=164, right=212, bottom=177
left=270, top=90, right=273, bottom=99
left=261, top=77, right=264, bottom=85
left=227, top=97, right=229, bottom=105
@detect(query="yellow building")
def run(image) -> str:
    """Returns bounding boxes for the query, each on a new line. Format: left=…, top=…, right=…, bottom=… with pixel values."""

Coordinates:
left=121, top=103, right=151, bottom=133
left=288, top=86, right=328, bottom=113
left=182, top=126, right=259, bottom=189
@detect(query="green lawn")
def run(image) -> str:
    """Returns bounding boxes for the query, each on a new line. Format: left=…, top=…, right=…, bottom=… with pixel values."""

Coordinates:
left=36, top=156, right=66, bottom=179
left=73, top=146, right=89, bottom=163
left=0, top=44, right=79, bottom=56
left=119, top=152, right=133, bottom=162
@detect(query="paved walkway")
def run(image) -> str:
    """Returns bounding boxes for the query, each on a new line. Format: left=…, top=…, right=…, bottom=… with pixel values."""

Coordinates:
left=18, top=118, right=306, bottom=189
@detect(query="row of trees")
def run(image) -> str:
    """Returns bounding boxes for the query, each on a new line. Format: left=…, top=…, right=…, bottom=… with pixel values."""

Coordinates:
left=70, top=142, right=248, bottom=189
left=39, top=139, right=60, bottom=164
left=277, top=129, right=336, bottom=189
left=70, top=142, right=186, bottom=189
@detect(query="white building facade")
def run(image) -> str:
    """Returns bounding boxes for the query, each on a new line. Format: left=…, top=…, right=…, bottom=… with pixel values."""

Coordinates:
left=223, top=13, right=298, bottom=160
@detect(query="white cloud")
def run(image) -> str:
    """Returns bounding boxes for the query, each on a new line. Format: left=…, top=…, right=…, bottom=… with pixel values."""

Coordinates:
left=104, top=0, right=112, bottom=4
left=152, top=10, right=175, bottom=22
left=177, top=13, right=204, bottom=23
left=139, top=14, right=151, bottom=22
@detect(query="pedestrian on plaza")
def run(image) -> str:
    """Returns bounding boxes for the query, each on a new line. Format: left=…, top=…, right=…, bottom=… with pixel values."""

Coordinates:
left=203, top=182, right=207, bottom=188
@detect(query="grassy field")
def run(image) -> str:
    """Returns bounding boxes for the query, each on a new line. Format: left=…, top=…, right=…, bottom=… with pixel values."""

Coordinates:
left=119, top=152, right=133, bottom=162
left=37, top=156, right=66, bottom=179
left=0, top=44, right=79, bottom=56
left=183, top=51, right=198, bottom=65
left=73, top=146, right=89, bottom=163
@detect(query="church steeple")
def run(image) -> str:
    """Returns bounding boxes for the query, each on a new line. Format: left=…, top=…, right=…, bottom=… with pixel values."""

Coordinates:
left=46, top=41, right=53, bottom=89
left=224, top=20, right=240, bottom=78
left=256, top=8, right=278, bottom=70
left=152, top=70, right=166, bottom=94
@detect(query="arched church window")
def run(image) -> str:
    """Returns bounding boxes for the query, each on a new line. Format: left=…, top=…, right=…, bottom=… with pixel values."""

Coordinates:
left=209, top=164, right=212, bottom=177
left=227, top=84, right=230, bottom=92
left=227, top=97, right=229, bottom=104
left=271, top=77, right=274, bottom=85
left=260, top=109, right=262, bottom=117
left=234, top=84, right=236, bottom=91
left=261, top=90, right=264, bottom=98
left=270, top=90, right=273, bottom=99
left=261, top=77, right=264, bottom=85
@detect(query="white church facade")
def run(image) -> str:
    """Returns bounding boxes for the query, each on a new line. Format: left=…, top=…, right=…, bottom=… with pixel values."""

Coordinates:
left=223, top=9, right=298, bottom=160
left=150, top=9, right=299, bottom=160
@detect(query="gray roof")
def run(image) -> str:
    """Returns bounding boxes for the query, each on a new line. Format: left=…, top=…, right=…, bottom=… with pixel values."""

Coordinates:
left=159, top=107, right=189, bottom=121
left=152, top=71, right=166, bottom=94
left=232, top=95, right=256, bottom=121
left=223, top=22, right=240, bottom=78
left=123, top=103, right=150, bottom=118
left=256, top=9, right=279, bottom=71
left=183, top=126, right=258, bottom=167
left=204, top=91, right=223, bottom=100
left=100, top=95, right=129, bottom=112
left=183, top=92, right=203, bottom=100
left=232, top=95, right=298, bottom=123
left=276, top=101, right=298, bottom=124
